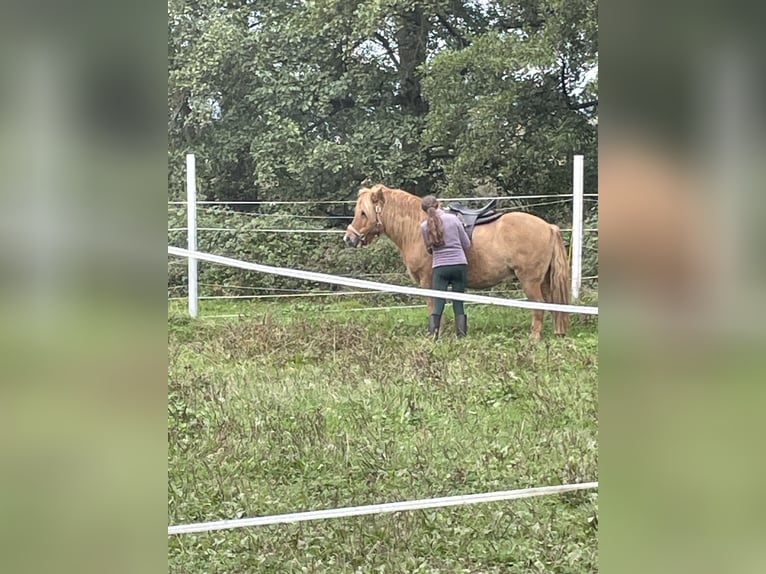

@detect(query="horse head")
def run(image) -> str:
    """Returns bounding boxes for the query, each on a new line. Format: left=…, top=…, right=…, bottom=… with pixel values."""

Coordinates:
left=344, top=185, right=387, bottom=247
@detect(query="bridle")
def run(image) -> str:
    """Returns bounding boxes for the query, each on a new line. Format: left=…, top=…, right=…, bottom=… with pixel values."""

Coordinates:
left=347, top=203, right=383, bottom=243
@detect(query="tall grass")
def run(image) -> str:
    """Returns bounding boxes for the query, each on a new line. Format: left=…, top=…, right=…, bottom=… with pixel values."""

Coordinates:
left=168, top=301, right=598, bottom=573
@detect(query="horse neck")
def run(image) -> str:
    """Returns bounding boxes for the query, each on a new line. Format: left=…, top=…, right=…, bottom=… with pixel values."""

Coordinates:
left=380, top=192, right=424, bottom=252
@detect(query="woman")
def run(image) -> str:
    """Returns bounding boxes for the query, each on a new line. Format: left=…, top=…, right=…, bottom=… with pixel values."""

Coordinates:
left=420, top=195, right=472, bottom=337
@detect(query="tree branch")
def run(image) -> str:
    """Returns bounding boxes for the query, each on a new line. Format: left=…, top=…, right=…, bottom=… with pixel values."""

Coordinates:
left=560, top=61, right=598, bottom=110
left=373, top=32, right=400, bottom=68
left=569, top=99, right=598, bottom=110
left=436, top=14, right=470, bottom=48
left=425, top=145, right=455, bottom=160
left=170, top=90, right=191, bottom=127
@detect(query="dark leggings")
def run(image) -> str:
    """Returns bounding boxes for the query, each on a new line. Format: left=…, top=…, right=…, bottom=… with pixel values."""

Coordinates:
left=432, top=264, right=468, bottom=316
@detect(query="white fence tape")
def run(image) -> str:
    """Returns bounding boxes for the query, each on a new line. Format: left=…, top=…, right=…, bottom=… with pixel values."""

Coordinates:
left=167, top=193, right=599, bottom=206
left=168, top=227, right=598, bottom=235
left=168, top=481, right=598, bottom=535
left=167, top=247, right=598, bottom=315
left=168, top=290, right=400, bottom=301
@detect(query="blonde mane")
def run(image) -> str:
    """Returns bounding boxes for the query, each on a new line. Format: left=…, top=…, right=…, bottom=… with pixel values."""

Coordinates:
left=358, top=184, right=424, bottom=246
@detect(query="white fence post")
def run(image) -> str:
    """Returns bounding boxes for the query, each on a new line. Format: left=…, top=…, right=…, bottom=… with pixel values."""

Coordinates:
left=186, top=154, right=198, bottom=318
left=571, top=155, right=584, bottom=300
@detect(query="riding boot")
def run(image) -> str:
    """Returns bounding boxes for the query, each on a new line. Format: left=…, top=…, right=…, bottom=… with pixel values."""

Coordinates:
left=455, top=314, right=468, bottom=337
left=428, top=314, right=441, bottom=338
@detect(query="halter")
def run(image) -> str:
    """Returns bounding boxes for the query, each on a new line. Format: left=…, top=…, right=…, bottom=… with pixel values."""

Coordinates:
left=347, top=203, right=383, bottom=242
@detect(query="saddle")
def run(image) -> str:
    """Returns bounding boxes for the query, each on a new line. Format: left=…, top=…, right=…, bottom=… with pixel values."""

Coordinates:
left=446, top=199, right=502, bottom=239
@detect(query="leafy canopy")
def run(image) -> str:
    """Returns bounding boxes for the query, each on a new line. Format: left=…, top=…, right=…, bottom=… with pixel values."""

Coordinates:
left=168, top=0, right=597, bottom=216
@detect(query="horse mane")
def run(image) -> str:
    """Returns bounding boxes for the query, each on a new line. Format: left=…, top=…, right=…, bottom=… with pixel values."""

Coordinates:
left=359, top=184, right=424, bottom=247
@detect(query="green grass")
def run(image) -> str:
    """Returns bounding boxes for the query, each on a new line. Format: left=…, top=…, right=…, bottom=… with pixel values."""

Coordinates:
left=168, top=299, right=598, bottom=573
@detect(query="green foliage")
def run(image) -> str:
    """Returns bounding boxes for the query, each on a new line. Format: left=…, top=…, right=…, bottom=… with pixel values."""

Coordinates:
left=168, top=0, right=598, bottom=208
left=168, top=302, right=598, bottom=572
left=167, top=202, right=597, bottom=298
left=421, top=2, right=598, bottom=197
left=168, top=204, right=408, bottom=296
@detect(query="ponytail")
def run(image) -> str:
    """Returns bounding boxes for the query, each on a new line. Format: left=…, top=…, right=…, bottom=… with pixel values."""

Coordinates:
left=421, top=195, right=444, bottom=248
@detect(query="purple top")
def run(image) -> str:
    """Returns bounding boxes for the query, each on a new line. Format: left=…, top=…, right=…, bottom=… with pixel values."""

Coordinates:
left=420, top=210, right=471, bottom=268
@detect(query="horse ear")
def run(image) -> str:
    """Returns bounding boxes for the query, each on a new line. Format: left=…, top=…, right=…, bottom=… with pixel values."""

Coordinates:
left=372, top=185, right=386, bottom=205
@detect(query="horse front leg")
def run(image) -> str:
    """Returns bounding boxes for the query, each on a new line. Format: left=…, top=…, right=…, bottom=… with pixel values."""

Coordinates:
left=424, top=293, right=440, bottom=337
left=421, top=274, right=435, bottom=315
left=411, top=269, right=434, bottom=314
left=418, top=275, right=437, bottom=333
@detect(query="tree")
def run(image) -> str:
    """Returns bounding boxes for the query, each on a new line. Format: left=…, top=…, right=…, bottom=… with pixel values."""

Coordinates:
left=168, top=0, right=598, bottom=221
left=422, top=0, right=598, bottom=197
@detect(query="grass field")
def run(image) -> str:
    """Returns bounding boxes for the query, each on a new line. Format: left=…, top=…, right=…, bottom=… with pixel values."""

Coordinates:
left=168, top=296, right=598, bottom=573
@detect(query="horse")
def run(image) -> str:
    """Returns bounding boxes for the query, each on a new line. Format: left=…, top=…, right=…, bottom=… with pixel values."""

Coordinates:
left=343, top=184, right=570, bottom=338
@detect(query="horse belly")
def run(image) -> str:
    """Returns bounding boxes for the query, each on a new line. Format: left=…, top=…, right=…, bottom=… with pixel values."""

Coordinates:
left=466, top=263, right=514, bottom=289
left=465, top=237, right=515, bottom=288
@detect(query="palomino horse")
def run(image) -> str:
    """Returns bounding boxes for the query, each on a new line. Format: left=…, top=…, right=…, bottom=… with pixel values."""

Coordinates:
left=343, top=184, right=570, bottom=338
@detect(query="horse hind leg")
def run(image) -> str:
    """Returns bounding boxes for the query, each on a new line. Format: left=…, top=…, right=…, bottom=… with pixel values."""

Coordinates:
left=541, top=271, right=552, bottom=304
left=518, top=273, right=546, bottom=340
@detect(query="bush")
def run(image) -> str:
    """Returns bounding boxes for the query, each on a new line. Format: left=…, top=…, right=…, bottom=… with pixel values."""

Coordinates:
left=168, top=206, right=408, bottom=297
left=168, top=203, right=598, bottom=297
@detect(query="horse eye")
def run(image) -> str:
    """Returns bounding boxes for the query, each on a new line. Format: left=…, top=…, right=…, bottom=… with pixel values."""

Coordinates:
left=361, top=210, right=367, bottom=218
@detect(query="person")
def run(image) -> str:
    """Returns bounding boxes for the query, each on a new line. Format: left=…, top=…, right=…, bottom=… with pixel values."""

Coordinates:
left=420, top=195, right=472, bottom=337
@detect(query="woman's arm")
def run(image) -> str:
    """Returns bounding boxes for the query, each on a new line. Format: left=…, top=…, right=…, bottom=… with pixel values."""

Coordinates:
left=458, top=220, right=471, bottom=250
left=421, top=225, right=432, bottom=254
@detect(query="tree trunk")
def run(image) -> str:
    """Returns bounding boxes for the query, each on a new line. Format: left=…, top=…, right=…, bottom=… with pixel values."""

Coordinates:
left=395, top=5, right=430, bottom=117
left=395, top=5, right=431, bottom=194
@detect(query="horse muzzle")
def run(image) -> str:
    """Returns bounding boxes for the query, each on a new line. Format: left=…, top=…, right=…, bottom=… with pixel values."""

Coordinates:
left=345, top=223, right=369, bottom=247
left=343, top=232, right=361, bottom=247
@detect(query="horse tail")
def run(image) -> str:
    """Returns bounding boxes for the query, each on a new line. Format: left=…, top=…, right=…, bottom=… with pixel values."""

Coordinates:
left=548, top=224, right=570, bottom=335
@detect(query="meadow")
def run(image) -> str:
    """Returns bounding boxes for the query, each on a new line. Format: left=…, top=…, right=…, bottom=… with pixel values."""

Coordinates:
left=168, top=295, right=598, bottom=573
